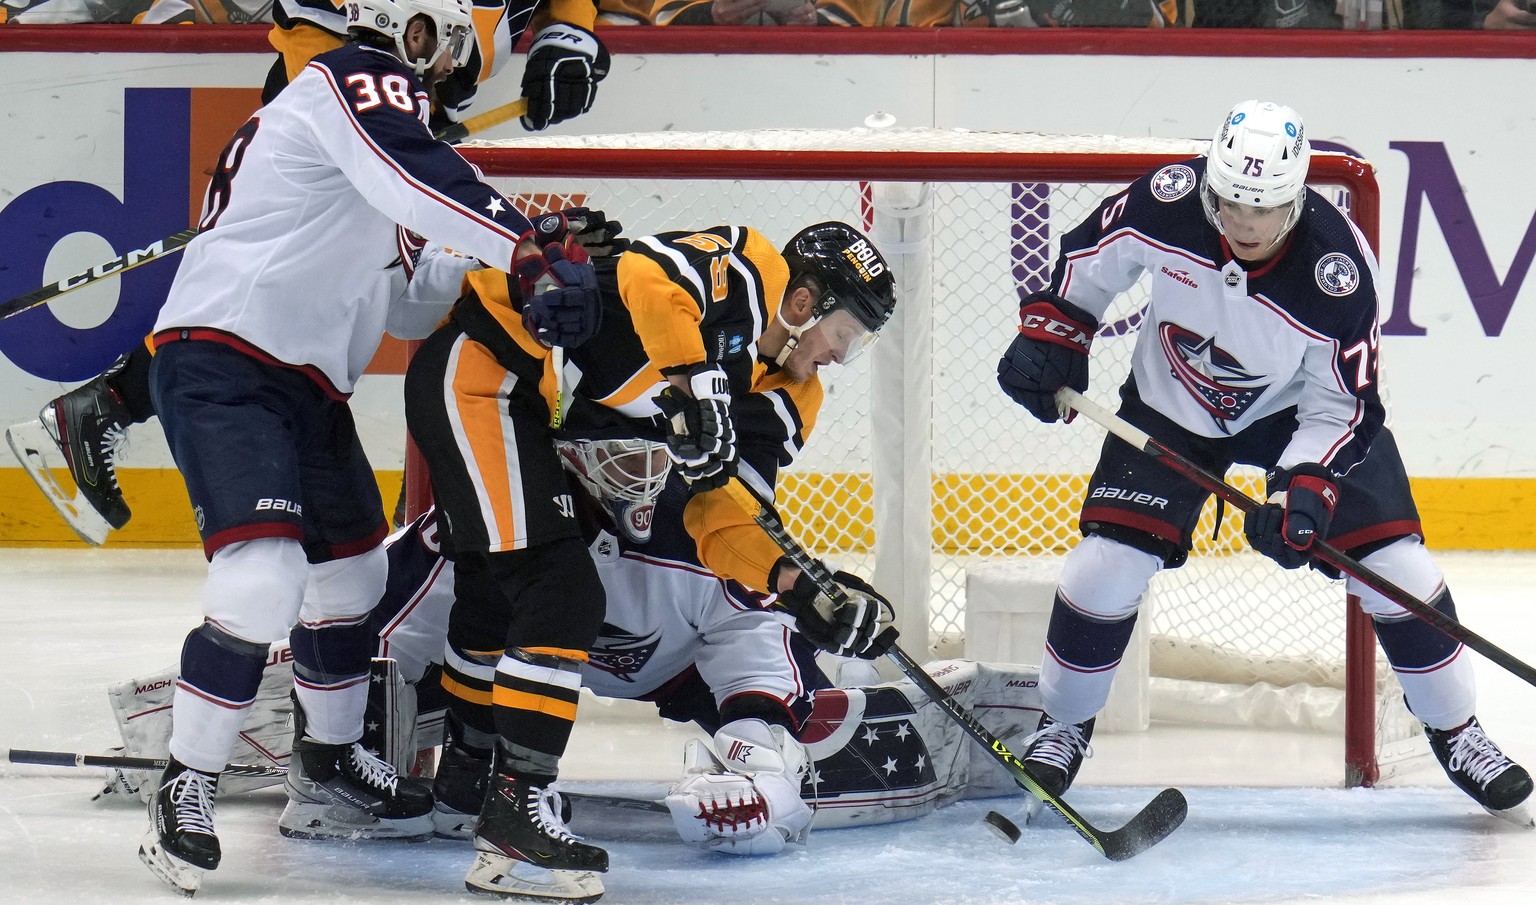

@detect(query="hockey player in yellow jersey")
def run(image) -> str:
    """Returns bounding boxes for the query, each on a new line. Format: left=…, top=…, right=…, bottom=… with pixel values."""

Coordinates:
left=402, top=217, right=897, bottom=900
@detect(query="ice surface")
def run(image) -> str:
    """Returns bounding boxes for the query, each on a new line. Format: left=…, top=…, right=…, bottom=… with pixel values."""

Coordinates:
left=3, top=549, right=1534, bottom=904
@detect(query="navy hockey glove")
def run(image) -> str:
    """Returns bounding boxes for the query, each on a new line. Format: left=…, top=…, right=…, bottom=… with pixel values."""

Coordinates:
left=770, top=557, right=898, bottom=660
left=1244, top=464, right=1339, bottom=570
left=654, top=364, right=737, bottom=491
left=520, top=24, right=610, bottom=131
left=996, top=292, right=1096, bottom=424
left=515, top=233, right=602, bottom=349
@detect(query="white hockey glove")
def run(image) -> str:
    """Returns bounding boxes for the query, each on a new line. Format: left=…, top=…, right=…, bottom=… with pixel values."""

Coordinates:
left=653, top=364, right=737, bottom=491
left=770, top=557, right=898, bottom=660
left=664, top=718, right=812, bottom=855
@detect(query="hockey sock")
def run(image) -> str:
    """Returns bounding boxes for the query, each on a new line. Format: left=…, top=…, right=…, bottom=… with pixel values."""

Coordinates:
left=1373, top=589, right=1475, bottom=729
left=1040, top=593, right=1139, bottom=725
left=170, top=623, right=268, bottom=773
left=290, top=615, right=374, bottom=744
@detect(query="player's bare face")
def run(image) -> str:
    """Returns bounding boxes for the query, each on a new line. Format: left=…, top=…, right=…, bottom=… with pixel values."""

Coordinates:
left=1219, top=199, right=1289, bottom=263
left=782, top=309, right=872, bottom=382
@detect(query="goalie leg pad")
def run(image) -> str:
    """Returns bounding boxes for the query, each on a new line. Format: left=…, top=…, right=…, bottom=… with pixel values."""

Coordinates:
left=664, top=718, right=812, bottom=856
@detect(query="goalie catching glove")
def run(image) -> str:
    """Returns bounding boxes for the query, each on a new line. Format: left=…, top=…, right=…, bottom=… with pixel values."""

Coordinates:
left=1243, top=463, right=1338, bottom=570
left=996, top=292, right=1097, bottom=423
left=664, top=718, right=812, bottom=856
left=770, top=556, right=897, bottom=660
left=654, top=364, right=737, bottom=491
left=521, top=24, right=610, bottom=131
left=514, top=222, right=602, bottom=349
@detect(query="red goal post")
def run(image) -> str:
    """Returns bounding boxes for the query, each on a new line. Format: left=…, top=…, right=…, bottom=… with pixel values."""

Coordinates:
left=442, top=128, right=1398, bottom=787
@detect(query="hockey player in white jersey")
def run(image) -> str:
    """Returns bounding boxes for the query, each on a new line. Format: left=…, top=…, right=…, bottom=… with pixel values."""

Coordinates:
left=135, top=0, right=605, bottom=895
left=996, top=99, right=1532, bottom=827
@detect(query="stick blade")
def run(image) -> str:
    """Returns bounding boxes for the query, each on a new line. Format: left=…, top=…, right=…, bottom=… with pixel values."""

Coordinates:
left=1098, top=787, right=1188, bottom=861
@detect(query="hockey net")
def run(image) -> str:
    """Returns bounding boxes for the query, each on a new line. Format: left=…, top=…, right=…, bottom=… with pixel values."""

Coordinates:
left=453, top=127, right=1418, bottom=786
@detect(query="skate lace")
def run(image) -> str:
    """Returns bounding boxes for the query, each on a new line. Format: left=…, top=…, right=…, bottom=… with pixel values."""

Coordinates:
left=1022, top=720, right=1092, bottom=773
left=530, top=788, right=582, bottom=844
left=169, top=770, right=217, bottom=837
left=348, top=744, right=400, bottom=794
left=99, top=424, right=129, bottom=488
left=1447, top=724, right=1514, bottom=788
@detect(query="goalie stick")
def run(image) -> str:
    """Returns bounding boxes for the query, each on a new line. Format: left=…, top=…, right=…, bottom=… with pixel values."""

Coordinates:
left=4, top=747, right=668, bottom=812
left=1056, top=388, right=1536, bottom=691
left=5, top=747, right=281, bottom=779
left=0, top=98, right=528, bottom=323
left=719, top=476, right=1188, bottom=862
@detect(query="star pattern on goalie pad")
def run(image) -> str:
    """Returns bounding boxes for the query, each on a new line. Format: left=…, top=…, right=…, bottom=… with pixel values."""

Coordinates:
left=486, top=197, right=506, bottom=216
left=802, top=688, right=939, bottom=796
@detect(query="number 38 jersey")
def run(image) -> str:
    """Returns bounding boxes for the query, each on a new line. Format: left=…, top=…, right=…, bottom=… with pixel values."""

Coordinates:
left=1054, top=156, right=1386, bottom=475
left=153, top=44, right=533, bottom=397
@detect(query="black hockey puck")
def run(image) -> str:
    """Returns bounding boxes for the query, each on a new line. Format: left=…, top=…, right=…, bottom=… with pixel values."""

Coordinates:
left=983, top=809, right=1022, bottom=844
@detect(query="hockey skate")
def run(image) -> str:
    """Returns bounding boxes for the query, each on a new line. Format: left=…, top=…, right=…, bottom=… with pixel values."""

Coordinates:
left=6, top=374, right=133, bottom=544
left=1020, top=713, right=1095, bottom=824
left=465, top=771, right=606, bottom=902
left=278, top=696, right=434, bottom=841
left=138, top=759, right=220, bottom=897
left=1425, top=717, right=1534, bottom=828
left=433, top=721, right=493, bottom=839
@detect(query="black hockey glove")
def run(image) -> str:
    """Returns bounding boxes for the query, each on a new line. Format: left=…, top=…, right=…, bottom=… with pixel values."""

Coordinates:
left=520, top=23, right=610, bottom=131
left=770, top=557, right=898, bottom=660
left=653, top=364, right=737, bottom=491
left=1244, top=464, right=1339, bottom=570
left=560, top=207, right=627, bottom=258
left=514, top=232, right=602, bottom=349
left=996, top=292, right=1096, bottom=424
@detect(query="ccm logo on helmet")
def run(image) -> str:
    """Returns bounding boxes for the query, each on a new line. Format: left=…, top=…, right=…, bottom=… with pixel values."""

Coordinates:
left=841, top=239, right=886, bottom=282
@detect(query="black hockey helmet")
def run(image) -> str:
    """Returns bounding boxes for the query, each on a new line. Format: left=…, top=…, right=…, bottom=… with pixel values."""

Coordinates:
left=780, top=221, right=897, bottom=333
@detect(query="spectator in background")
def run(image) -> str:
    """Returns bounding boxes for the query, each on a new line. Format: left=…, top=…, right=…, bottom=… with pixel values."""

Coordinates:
left=1192, top=0, right=1340, bottom=27
left=598, top=0, right=658, bottom=22
left=818, top=0, right=1178, bottom=27
left=652, top=0, right=816, bottom=24
left=1394, top=0, right=1536, bottom=27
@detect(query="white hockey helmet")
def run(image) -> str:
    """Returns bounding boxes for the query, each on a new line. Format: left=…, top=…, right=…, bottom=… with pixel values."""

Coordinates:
left=345, top=0, right=475, bottom=76
left=1201, top=100, right=1311, bottom=240
left=556, top=438, right=672, bottom=544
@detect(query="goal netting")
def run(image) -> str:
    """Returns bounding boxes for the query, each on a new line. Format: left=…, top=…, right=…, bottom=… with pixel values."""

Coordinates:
left=452, top=126, right=1421, bottom=786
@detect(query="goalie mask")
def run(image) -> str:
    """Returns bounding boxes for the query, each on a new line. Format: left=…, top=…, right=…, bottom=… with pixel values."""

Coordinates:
left=775, top=221, right=897, bottom=367
left=556, top=438, right=671, bottom=543
left=345, top=0, right=475, bottom=76
left=1201, top=100, right=1310, bottom=260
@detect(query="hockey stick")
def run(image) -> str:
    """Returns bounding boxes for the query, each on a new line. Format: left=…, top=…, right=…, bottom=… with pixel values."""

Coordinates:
left=4, top=747, right=282, bottom=779
left=719, top=476, right=1188, bottom=861
left=4, top=746, right=670, bottom=813
left=0, top=99, right=528, bottom=322
left=0, top=228, right=199, bottom=322
left=433, top=97, right=529, bottom=145
left=1056, top=388, right=1536, bottom=690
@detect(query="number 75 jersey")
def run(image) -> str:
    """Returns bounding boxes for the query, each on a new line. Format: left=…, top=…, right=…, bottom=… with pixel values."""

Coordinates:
left=1052, top=155, right=1386, bottom=475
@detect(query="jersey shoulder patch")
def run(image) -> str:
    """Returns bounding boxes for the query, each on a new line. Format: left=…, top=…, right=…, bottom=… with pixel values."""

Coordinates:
left=1148, top=163, right=1199, bottom=203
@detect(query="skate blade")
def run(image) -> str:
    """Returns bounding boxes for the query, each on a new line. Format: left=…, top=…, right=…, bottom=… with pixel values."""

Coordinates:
left=433, top=804, right=478, bottom=840
left=1483, top=800, right=1534, bottom=829
left=1022, top=794, right=1048, bottom=826
left=278, top=800, right=434, bottom=842
left=138, top=834, right=203, bottom=897
left=5, top=420, right=112, bottom=545
left=465, top=851, right=604, bottom=902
